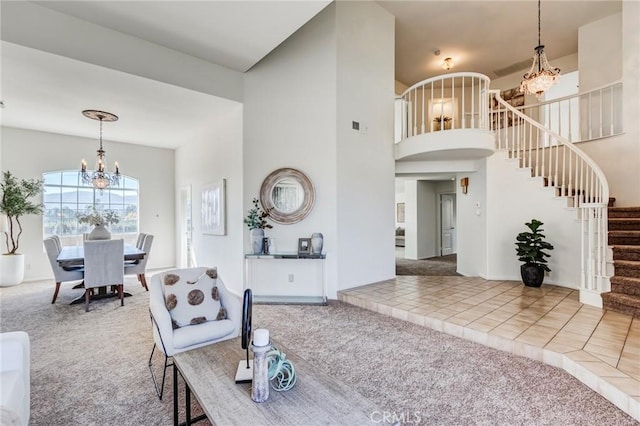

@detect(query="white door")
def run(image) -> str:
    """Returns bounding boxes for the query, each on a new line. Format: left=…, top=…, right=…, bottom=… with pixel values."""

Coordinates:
left=440, top=193, right=456, bottom=256
left=179, top=186, right=194, bottom=268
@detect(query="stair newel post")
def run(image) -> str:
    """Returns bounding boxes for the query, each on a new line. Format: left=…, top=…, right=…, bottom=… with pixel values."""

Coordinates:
left=527, top=124, right=532, bottom=169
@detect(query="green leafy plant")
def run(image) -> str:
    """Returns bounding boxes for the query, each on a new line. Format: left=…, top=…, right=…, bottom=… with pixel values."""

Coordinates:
left=515, top=219, right=554, bottom=272
left=244, top=198, right=272, bottom=230
left=0, top=171, right=44, bottom=254
left=76, top=206, right=120, bottom=227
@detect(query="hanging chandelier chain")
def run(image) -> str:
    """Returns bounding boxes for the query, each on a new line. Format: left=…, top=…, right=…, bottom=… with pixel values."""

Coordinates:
left=537, top=0, right=541, bottom=47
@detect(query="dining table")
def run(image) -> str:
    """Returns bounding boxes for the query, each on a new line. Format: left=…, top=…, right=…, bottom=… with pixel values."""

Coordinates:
left=57, top=243, right=145, bottom=268
left=56, top=243, right=146, bottom=305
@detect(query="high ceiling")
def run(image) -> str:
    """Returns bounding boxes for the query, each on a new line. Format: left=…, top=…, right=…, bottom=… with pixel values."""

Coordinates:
left=0, top=1, right=622, bottom=148
left=379, top=0, right=620, bottom=86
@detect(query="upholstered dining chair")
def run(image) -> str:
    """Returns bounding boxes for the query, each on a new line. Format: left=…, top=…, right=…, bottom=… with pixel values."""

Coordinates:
left=135, top=232, right=147, bottom=249
left=125, top=234, right=153, bottom=291
left=83, top=239, right=124, bottom=312
left=148, top=267, right=241, bottom=400
left=43, top=237, right=84, bottom=304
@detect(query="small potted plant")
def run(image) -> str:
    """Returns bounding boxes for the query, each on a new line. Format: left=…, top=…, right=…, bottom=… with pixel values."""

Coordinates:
left=77, top=205, right=120, bottom=240
left=244, top=198, right=272, bottom=254
left=0, top=171, right=44, bottom=286
left=515, top=219, right=554, bottom=287
left=433, top=116, right=452, bottom=131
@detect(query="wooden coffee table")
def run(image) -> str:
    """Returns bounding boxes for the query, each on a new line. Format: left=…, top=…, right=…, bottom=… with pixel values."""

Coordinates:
left=172, top=337, right=380, bottom=425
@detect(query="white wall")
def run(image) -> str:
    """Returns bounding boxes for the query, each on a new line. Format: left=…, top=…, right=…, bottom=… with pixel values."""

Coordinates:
left=579, top=14, right=622, bottom=91
left=404, top=180, right=437, bottom=260
left=1, top=126, right=175, bottom=281
left=243, top=4, right=339, bottom=293
left=456, top=164, right=487, bottom=277
left=174, top=104, right=244, bottom=294
left=243, top=2, right=395, bottom=298
left=578, top=10, right=640, bottom=206
left=335, top=1, right=395, bottom=289
left=485, top=152, right=581, bottom=287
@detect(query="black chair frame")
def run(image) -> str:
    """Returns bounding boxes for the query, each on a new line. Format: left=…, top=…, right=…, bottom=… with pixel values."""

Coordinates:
left=148, top=309, right=173, bottom=400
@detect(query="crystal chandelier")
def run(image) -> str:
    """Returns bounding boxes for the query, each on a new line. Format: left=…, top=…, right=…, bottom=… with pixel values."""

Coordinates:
left=520, top=0, right=561, bottom=98
left=80, top=110, right=120, bottom=191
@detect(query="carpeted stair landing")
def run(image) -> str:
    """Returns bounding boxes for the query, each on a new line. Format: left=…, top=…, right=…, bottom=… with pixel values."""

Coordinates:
left=602, top=207, right=640, bottom=317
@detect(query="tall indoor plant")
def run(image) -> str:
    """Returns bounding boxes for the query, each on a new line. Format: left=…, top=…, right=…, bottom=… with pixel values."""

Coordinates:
left=515, top=218, right=554, bottom=287
left=0, top=171, right=44, bottom=286
left=244, top=198, right=272, bottom=254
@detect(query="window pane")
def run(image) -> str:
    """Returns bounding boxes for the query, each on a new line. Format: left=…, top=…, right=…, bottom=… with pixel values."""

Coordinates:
left=43, top=186, right=62, bottom=203
left=62, top=172, right=80, bottom=187
left=43, top=172, right=61, bottom=186
left=123, top=190, right=137, bottom=205
left=123, top=177, right=138, bottom=190
left=42, top=172, right=138, bottom=238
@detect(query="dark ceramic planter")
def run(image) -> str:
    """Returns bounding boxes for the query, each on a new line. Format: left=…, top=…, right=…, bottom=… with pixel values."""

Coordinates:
left=520, top=264, right=545, bottom=287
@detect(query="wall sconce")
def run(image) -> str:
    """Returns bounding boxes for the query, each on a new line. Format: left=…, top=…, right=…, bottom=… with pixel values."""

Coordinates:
left=460, top=177, right=469, bottom=194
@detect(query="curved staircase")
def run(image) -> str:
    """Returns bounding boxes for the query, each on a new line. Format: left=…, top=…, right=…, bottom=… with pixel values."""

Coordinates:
left=603, top=207, right=640, bottom=317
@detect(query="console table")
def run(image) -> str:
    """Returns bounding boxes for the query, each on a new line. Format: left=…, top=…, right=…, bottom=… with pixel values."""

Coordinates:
left=244, top=253, right=326, bottom=304
left=173, top=337, right=379, bottom=425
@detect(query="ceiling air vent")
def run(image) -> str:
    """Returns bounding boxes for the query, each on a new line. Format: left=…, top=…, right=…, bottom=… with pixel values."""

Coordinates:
left=493, top=58, right=534, bottom=78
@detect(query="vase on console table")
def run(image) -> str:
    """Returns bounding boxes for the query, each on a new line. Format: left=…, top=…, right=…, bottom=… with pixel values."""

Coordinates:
left=311, top=233, right=323, bottom=254
left=88, top=223, right=111, bottom=240
left=250, top=228, right=265, bottom=254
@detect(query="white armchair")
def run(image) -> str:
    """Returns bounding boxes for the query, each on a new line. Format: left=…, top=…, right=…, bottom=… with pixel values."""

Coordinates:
left=148, top=267, right=241, bottom=399
left=0, top=331, right=30, bottom=426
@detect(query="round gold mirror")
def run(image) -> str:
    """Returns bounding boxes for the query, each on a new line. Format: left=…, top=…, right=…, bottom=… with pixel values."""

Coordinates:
left=260, top=168, right=315, bottom=224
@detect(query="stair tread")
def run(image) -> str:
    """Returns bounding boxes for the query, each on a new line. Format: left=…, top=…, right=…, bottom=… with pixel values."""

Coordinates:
left=608, top=230, right=640, bottom=235
left=611, top=276, right=640, bottom=283
left=612, top=245, right=640, bottom=250
left=609, top=207, right=640, bottom=211
left=609, top=218, right=640, bottom=222
left=602, top=292, right=640, bottom=306
left=614, top=260, right=640, bottom=266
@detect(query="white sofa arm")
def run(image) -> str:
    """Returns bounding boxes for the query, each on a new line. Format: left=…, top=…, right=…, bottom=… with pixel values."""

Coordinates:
left=217, top=278, right=242, bottom=337
left=0, top=331, right=30, bottom=426
left=149, top=275, right=176, bottom=357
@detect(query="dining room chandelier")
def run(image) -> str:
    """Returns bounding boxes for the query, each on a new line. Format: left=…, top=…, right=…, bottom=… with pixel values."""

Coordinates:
left=519, top=0, right=560, bottom=98
left=80, top=109, right=120, bottom=191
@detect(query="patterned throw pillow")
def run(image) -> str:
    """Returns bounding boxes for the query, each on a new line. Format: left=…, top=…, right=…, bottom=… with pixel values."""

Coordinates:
left=162, top=268, right=227, bottom=328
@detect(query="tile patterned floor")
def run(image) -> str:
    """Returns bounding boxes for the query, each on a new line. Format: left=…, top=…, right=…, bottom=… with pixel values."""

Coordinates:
left=337, top=276, right=640, bottom=421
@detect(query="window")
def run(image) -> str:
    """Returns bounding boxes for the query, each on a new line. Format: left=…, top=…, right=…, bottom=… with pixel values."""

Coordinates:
left=42, top=171, right=139, bottom=242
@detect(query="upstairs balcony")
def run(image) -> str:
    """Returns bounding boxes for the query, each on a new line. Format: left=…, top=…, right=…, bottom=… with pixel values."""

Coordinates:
left=395, top=72, right=495, bottom=162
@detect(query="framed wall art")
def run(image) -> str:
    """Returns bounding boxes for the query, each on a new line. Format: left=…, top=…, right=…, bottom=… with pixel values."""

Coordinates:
left=201, top=179, right=226, bottom=235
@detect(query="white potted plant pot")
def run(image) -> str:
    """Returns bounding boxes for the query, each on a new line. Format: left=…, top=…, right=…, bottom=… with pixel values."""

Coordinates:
left=1, top=253, right=25, bottom=286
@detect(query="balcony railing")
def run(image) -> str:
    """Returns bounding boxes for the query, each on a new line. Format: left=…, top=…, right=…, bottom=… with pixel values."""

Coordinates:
left=395, top=73, right=491, bottom=143
left=501, top=81, right=623, bottom=144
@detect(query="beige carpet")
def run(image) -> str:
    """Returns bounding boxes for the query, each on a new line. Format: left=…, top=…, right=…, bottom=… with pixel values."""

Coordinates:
left=396, top=252, right=460, bottom=276
left=0, top=276, right=636, bottom=425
